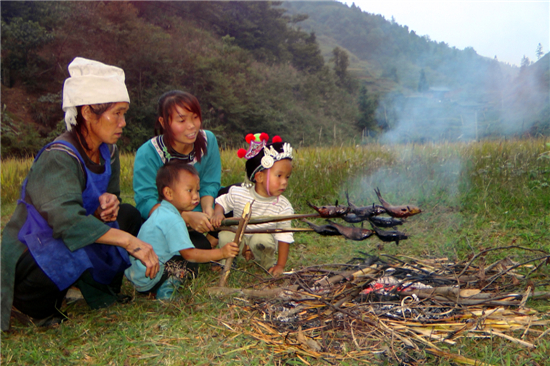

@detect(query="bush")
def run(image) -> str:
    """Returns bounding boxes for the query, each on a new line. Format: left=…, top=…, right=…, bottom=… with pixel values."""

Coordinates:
left=1, top=105, right=46, bottom=157
left=31, top=93, right=63, bottom=129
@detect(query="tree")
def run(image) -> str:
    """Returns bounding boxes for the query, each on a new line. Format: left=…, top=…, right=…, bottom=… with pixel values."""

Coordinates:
left=356, top=85, right=378, bottom=131
left=417, top=69, right=429, bottom=92
left=1, top=17, right=54, bottom=88
left=536, top=43, right=544, bottom=60
left=487, top=56, right=503, bottom=92
left=288, top=31, right=325, bottom=73
left=520, top=55, right=532, bottom=72
left=382, top=65, right=399, bottom=83
left=331, top=46, right=350, bottom=87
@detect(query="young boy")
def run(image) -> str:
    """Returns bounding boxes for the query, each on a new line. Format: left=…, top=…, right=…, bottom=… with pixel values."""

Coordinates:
left=125, top=160, right=239, bottom=299
left=212, top=133, right=294, bottom=276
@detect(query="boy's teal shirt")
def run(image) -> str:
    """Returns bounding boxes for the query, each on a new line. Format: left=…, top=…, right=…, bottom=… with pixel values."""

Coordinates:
left=125, top=200, right=194, bottom=292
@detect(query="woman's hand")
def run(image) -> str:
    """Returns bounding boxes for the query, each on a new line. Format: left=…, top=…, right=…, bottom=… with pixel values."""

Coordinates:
left=201, top=196, right=215, bottom=219
left=94, top=193, right=120, bottom=222
left=182, top=211, right=214, bottom=233
left=203, top=205, right=214, bottom=219
left=126, top=238, right=160, bottom=279
left=97, top=229, right=160, bottom=279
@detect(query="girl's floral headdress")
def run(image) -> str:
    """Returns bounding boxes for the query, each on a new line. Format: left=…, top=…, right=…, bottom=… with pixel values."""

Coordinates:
left=238, top=133, right=269, bottom=159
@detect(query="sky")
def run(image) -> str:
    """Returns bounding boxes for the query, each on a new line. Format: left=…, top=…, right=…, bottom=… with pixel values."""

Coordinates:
left=338, top=0, right=549, bottom=66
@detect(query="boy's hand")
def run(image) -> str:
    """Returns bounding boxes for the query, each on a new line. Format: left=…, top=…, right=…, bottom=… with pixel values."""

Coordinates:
left=221, top=241, right=239, bottom=258
left=268, top=263, right=285, bottom=277
left=211, top=212, right=225, bottom=228
left=183, top=211, right=214, bottom=233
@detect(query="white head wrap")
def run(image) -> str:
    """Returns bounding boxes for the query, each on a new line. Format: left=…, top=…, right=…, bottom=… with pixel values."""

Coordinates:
left=62, top=57, right=130, bottom=131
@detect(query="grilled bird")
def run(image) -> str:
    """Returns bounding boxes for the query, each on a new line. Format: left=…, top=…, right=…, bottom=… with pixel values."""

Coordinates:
left=327, top=220, right=374, bottom=241
left=374, top=188, right=422, bottom=218
left=302, top=219, right=340, bottom=236
left=369, top=221, right=408, bottom=245
left=341, top=212, right=364, bottom=223
left=368, top=216, right=404, bottom=228
left=345, top=191, right=386, bottom=218
left=307, top=200, right=350, bottom=218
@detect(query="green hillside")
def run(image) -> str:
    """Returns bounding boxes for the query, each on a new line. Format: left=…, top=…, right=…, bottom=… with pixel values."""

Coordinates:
left=282, top=1, right=550, bottom=142
left=1, top=1, right=548, bottom=157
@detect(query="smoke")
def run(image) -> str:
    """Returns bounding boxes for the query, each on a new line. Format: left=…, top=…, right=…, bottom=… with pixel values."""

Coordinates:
left=379, top=96, right=481, bottom=144
left=347, top=148, right=464, bottom=209
left=377, top=54, right=549, bottom=144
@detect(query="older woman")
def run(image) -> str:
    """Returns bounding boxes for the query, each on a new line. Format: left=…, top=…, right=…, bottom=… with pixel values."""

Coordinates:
left=1, top=57, right=159, bottom=331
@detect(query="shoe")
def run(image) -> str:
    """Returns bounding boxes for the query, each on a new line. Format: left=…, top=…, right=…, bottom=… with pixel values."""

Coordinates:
left=11, top=307, right=68, bottom=327
left=116, top=294, right=132, bottom=304
left=155, top=278, right=181, bottom=300
left=65, top=286, right=84, bottom=304
left=34, top=312, right=68, bottom=327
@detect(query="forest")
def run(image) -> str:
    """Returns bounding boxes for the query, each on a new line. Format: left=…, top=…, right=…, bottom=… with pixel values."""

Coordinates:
left=1, top=1, right=549, bottom=157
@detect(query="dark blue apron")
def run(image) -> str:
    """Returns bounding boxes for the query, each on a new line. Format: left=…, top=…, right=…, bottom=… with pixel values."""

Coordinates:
left=17, top=141, right=130, bottom=291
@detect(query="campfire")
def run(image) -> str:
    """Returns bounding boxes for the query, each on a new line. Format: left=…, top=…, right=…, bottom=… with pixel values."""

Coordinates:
left=210, top=190, right=550, bottom=364
left=210, top=249, right=550, bottom=364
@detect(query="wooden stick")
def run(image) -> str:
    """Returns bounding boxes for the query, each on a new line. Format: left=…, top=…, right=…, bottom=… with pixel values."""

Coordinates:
left=217, top=227, right=315, bottom=234
left=208, top=285, right=302, bottom=299
left=220, top=212, right=319, bottom=227
left=219, top=201, right=253, bottom=287
left=484, top=330, right=536, bottom=348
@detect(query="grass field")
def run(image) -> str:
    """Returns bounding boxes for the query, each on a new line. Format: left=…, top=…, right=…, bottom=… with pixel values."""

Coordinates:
left=1, top=139, right=550, bottom=365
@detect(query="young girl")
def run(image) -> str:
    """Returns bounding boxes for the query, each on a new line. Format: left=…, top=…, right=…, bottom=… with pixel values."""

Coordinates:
left=212, top=133, right=294, bottom=276
left=133, top=91, right=221, bottom=251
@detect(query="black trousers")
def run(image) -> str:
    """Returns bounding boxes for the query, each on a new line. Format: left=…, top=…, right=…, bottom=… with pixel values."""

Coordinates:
left=12, top=203, right=141, bottom=320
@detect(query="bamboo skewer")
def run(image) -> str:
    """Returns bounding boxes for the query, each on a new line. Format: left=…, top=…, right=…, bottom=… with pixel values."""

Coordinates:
left=219, top=201, right=253, bottom=287
left=219, top=213, right=319, bottom=227
left=217, top=227, right=315, bottom=234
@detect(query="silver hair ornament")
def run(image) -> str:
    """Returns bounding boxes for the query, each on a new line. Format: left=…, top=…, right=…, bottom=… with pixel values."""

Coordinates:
left=260, top=143, right=293, bottom=169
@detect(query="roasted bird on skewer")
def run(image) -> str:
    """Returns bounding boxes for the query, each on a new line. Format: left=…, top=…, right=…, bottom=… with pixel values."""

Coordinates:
left=368, top=216, right=404, bottom=228
left=302, top=219, right=340, bottom=236
left=374, top=188, right=422, bottom=218
left=369, top=221, right=409, bottom=245
left=345, top=191, right=386, bottom=219
left=307, top=201, right=350, bottom=218
left=341, top=212, right=364, bottom=224
left=326, top=220, right=374, bottom=241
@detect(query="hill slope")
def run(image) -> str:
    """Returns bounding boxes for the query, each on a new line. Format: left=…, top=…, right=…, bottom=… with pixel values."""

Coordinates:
left=1, top=1, right=547, bottom=157
left=281, top=1, right=549, bottom=141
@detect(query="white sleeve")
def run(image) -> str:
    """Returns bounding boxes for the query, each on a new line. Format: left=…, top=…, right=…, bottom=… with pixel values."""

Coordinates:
left=274, top=202, right=294, bottom=243
left=214, top=189, right=235, bottom=214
